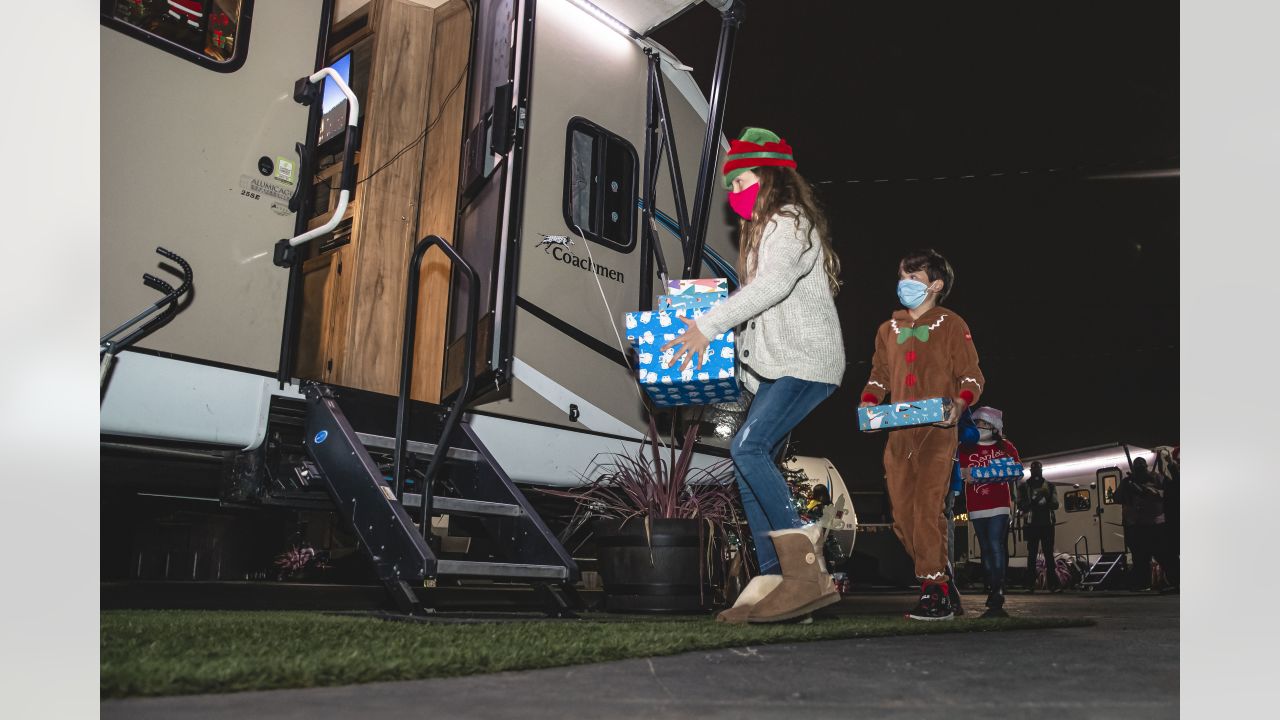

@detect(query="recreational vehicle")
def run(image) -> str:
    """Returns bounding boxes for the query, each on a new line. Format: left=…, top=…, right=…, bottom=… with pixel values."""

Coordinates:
left=957, top=443, right=1169, bottom=587
left=100, top=0, right=756, bottom=612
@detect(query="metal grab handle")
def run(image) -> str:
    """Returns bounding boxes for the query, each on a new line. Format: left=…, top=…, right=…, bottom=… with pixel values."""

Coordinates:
left=285, top=67, right=361, bottom=249
left=390, top=235, right=481, bottom=545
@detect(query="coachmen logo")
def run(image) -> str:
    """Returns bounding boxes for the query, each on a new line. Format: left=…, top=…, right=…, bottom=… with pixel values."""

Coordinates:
left=536, top=234, right=625, bottom=284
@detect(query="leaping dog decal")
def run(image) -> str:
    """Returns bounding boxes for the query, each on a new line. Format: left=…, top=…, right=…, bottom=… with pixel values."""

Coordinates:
left=536, top=234, right=574, bottom=253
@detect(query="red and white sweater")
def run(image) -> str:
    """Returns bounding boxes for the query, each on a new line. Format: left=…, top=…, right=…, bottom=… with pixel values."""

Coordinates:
left=959, top=439, right=1021, bottom=520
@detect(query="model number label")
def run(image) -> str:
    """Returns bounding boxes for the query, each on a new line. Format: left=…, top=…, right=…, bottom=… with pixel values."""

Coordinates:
left=239, top=174, right=294, bottom=203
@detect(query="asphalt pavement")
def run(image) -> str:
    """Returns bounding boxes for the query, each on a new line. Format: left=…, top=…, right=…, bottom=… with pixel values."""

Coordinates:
left=102, top=590, right=1179, bottom=720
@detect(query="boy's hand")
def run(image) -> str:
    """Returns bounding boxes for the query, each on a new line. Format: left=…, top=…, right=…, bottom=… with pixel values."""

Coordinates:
left=858, top=401, right=876, bottom=408
left=660, top=315, right=711, bottom=371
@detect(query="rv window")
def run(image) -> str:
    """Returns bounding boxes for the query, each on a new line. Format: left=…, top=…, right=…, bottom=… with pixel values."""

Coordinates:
left=1063, top=489, right=1092, bottom=513
left=563, top=118, right=638, bottom=252
left=102, top=0, right=253, bottom=72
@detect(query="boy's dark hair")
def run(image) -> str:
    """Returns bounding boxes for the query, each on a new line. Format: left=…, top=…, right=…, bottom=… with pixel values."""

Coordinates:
left=811, top=484, right=831, bottom=504
left=899, top=248, right=955, bottom=302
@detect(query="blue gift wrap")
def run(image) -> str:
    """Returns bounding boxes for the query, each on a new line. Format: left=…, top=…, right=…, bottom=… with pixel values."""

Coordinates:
left=857, top=397, right=951, bottom=432
left=623, top=305, right=740, bottom=408
left=969, top=457, right=1026, bottom=482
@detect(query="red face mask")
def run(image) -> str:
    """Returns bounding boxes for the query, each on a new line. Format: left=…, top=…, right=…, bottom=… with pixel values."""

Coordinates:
left=728, top=182, right=759, bottom=220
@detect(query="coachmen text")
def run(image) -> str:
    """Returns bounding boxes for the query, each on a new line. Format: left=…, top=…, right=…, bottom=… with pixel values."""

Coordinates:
left=548, top=245, right=624, bottom=283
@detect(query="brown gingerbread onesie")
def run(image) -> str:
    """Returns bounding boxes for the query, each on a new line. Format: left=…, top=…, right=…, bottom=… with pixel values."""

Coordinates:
left=861, top=306, right=985, bottom=582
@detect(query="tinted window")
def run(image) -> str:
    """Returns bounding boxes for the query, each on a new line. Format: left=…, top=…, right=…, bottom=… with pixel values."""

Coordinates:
left=102, top=0, right=252, bottom=72
left=563, top=117, right=637, bottom=252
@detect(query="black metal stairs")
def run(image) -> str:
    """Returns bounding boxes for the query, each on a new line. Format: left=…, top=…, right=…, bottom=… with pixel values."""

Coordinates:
left=1079, top=551, right=1127, bottom=591
left=300, top=384, right=580, bottom=615
left=287, top=234, right=580, bottom=615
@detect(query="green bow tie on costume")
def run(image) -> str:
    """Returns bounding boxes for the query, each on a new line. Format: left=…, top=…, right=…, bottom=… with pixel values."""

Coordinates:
left=896, top=326, right=930, bottom=344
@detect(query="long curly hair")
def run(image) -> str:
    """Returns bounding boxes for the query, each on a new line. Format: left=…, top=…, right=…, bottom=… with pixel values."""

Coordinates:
left=736, top=166, right=841, bottom=295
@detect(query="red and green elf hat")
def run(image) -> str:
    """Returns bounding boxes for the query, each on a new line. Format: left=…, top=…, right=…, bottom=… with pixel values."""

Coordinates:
left=722, top=127, right=797, bottom=189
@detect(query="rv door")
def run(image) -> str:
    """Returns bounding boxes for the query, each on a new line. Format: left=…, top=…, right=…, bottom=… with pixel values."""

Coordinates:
left=444, top=0, right=533, bottom=400
left=100, top=1, right=328, bottom=373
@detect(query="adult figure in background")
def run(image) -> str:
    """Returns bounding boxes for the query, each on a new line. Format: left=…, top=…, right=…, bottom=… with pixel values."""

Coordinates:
left=1017, top=461, right=1060, bottom=592
left=1115, top=456, right=1170, bottom=591
left=1152, top=446, right=1180, bottom=590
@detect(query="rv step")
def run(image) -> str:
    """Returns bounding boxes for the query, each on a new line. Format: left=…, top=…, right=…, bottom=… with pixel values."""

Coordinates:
left=436, top=560, right=569, bottom=581
left=401, top=494, right=525, bottom=517
left=355, top=432, right=481, bottom=463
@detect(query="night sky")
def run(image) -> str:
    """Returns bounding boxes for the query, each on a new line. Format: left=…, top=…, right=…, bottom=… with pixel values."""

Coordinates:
left=652, top=1, right=1179, bottom=488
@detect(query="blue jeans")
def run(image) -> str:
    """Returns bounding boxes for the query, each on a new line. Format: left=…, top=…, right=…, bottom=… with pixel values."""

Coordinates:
left=730, top=376, right=836, bottom=574
left=972, top=514, right=1010, bottom=596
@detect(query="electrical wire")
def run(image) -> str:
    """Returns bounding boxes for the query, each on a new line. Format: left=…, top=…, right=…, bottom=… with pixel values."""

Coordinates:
left=354, top=0, right=475, bottom=187
left=355, top=61, right=470, bottom=186
left=571, top=222, right=650, bottom=409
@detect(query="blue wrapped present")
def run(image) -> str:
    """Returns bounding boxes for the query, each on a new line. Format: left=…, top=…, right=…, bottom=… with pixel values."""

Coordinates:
left=857, top=398, right=951, bottom=432
left=969, top=457, right=1026, bottom=482
left=623, top=306, right=740, bottom=407
left=657, top=278, right=729, bottom=312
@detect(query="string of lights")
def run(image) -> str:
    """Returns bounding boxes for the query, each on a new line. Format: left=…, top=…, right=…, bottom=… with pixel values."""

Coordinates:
left=811, top=157, right=1179, bottom=186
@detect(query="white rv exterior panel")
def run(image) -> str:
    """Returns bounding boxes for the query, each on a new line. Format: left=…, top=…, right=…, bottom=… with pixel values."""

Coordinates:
left=466, top=411, right=727, bottom=488
left=101, top=352, right=302, bottom=451
left=100, top=1, right=323, bottom=372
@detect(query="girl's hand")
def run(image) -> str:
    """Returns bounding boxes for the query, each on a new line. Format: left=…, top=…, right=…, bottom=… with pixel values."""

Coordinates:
left=660, top=315, right=711, bottom=371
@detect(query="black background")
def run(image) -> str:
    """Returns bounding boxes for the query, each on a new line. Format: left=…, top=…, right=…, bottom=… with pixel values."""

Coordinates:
left=652, top=1, right=1178, bottom=488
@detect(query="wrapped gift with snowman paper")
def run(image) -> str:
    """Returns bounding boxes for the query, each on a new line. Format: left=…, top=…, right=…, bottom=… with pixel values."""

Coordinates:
left=624, top=300, right=740, bottom=408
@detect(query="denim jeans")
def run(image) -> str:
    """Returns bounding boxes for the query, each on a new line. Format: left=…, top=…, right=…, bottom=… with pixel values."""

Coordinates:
left=971, top=514, right=1010, bottom=595
left=730, top=376, right=836, bottom=574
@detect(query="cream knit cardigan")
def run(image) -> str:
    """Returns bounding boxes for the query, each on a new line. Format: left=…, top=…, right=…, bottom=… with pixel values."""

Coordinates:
left=693, top=207, right=845, bottom=393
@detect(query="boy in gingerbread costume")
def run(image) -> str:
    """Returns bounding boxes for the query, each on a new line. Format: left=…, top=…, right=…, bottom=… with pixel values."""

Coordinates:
left=859, top=249, right=985, bottom=620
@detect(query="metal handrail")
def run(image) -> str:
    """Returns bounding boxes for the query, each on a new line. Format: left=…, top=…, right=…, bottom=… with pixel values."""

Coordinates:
left=1073, top=534, right=1090, bottom=569
left=391, top=235, right=480, bottom=545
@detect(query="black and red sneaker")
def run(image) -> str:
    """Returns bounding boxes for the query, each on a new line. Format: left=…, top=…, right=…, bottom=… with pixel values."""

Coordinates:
left=906, top=581, right=955, bottom=621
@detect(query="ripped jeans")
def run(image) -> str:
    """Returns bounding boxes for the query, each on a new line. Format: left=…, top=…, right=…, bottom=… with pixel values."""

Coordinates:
left=730, top=376, right=837, bottom=574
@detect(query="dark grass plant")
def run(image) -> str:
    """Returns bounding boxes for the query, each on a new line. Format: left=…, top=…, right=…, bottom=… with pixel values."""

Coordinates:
left=537, top=414, right=745, bottom=600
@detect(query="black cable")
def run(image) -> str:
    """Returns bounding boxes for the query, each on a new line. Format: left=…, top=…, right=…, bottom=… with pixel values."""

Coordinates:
left=355, top=0, right=474, bottom=187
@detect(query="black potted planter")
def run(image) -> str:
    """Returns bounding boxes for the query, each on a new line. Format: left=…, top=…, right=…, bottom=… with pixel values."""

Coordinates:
left=594, top=517, right=709, bottom=614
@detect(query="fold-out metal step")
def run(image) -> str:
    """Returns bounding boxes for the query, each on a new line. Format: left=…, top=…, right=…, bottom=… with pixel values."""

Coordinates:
left=436, top=560, right=569, bottom=581
left=299, top=383, right=580, bottom=614
left=356, top=431, right=480, bottom=463
left=401, top=494, right=525, bottom=517
left=1079, top=551, right=1127, bottom=590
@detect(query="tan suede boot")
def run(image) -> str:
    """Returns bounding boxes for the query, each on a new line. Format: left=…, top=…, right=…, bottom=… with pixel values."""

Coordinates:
left=746, top=531, right=840, bottom=623
left=718, top=496, right=847, bottom=624
left=715, top=574, right=783, bottom=624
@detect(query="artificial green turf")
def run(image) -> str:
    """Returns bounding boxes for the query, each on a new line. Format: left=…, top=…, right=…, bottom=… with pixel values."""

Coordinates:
left=101, top=610, right=1093, bottom=698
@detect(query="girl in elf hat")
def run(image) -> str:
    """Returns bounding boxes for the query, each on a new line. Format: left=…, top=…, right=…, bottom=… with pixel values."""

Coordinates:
left=663, top=127, right=845, bottom=624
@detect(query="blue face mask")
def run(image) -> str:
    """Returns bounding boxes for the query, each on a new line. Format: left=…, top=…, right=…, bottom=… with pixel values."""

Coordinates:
left=897, top=279, right=930, bottom=309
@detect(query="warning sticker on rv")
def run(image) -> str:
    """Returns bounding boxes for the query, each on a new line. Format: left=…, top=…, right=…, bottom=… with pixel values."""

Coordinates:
left=239, top=175, right=293, bottom=204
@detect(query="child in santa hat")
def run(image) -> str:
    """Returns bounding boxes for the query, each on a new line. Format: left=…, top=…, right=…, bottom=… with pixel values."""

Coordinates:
left=958, top=405, right=1021, bottom=617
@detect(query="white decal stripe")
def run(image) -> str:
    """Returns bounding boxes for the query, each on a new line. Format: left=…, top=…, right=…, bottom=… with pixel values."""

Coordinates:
left=510, top=357, right=643, bottom=439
